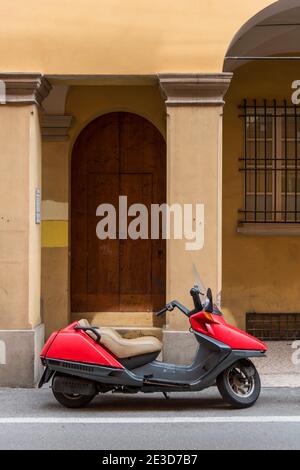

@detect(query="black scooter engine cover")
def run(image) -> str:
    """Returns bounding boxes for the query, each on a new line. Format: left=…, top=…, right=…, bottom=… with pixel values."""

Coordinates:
left=52, top=374, right=96, bottom=396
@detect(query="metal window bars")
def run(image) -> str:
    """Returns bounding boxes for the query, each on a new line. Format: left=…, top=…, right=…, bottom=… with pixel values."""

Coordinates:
left=239, top=99, right=300, bottom=223
left=246, top=312, right=300, bottom=341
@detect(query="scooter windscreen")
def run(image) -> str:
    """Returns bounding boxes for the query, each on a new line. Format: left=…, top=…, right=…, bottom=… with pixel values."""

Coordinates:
left=192, top=264, right=207, bottom=306
left=192, top=265, right=222, bottom=315
left=198, top=286, right=223, bottom=316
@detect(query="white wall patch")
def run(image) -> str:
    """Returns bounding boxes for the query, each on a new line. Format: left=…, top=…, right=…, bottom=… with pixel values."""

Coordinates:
left=41, top=200, right=69, bottom=221
left=0, top=340, right=6, bottom=365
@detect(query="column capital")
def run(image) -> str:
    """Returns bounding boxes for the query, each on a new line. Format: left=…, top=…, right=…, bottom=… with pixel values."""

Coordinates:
left=158, top=73, right=233, bottom=106
left=0, top=73, right=52, bottom=106
left=41, top=115, right=73, bottom=142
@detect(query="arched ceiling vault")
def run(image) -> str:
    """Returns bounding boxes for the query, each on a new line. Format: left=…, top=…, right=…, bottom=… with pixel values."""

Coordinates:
left=224, top=0, right=300, bottom=72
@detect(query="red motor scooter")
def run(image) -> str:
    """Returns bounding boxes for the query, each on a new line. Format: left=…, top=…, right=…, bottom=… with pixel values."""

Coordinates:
left=39, top=286, right=267, bottom=409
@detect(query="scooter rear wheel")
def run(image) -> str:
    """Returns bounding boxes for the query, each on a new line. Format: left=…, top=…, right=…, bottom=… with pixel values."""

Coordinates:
left=216, top=359, right=261, bottom=408
left=52, top=390, right=95, bottom=408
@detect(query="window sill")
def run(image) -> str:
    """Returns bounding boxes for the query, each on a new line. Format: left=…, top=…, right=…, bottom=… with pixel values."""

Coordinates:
left=237, top=223, right=300, bottom=236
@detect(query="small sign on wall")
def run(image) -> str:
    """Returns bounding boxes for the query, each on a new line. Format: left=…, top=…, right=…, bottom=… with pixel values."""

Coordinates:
left=35, top=188, right=41, bottom=225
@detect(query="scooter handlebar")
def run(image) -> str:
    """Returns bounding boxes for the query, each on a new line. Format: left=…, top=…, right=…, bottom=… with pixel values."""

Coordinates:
left=155, top=300, right=190, bottom=317
left=155, top=303, right=174, bottom=317
left=155, top=306, right=168, bottom=317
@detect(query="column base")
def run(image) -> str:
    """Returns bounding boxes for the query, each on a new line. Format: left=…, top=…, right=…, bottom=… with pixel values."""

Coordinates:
left=0, top=324, right=44, bottom=387
left=162, top=330, right=198, bottom=365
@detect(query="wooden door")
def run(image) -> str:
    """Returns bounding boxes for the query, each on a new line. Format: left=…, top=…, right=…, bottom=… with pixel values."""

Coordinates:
left=71, top=112, right=166, bottom=313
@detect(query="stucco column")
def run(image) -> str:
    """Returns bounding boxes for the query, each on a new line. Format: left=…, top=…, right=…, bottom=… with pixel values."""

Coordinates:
left=40, top=88, right=73, bottom=338
left=159, top=73, right=232, bottom=363
left=0, top=74, right=51, bottom=386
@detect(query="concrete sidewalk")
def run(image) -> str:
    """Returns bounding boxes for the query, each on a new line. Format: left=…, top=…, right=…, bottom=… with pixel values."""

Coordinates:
left=253, top=341, right=300, bottom=387
left=260, top=375, right=300, bottom=387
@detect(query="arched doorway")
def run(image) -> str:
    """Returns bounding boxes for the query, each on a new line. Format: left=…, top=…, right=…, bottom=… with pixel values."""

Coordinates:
left=71, top=112, right=166, bottom=314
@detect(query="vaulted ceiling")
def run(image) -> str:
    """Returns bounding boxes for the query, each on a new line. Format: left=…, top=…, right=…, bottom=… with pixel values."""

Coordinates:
left=225, top=0, right=300, bottom=71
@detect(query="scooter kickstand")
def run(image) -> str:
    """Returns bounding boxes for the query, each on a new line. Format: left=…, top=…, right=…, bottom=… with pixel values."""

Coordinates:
left=162, top=392, right=169, bottom=400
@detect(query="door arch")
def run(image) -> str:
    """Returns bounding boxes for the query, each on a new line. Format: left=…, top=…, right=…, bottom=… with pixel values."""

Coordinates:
left=71, top=112, right=166, bottom=313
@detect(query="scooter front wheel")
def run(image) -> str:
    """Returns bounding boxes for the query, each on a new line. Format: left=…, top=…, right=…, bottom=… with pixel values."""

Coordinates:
left=52, top=389, right=96, bottom=408
left=216, top=359, right=261, bottom=409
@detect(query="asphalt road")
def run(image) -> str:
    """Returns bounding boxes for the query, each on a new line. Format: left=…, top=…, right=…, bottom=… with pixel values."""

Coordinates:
left=0, top=387, right=300, bottom=450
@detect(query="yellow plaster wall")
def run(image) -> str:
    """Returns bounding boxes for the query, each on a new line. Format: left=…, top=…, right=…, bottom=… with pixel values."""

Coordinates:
left=41, top=221, right=68, bottom=248
left=41, top=247, right=69, bottom=337
left=0, top=0, right=273, bottom=74
left=67, top=85, right=166, bottom=144
left=41, top=139, right=69, bottom=249
left=42, top=141, right=69, bottom=204
left=223, top=60, right=300, bottom=328
left=41, top=138, right=70, bottom=335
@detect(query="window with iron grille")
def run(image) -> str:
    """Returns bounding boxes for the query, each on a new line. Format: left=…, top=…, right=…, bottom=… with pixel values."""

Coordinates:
left=239, top=99, right=300, bottom=223
left=246, top=312, right=300, bottom=341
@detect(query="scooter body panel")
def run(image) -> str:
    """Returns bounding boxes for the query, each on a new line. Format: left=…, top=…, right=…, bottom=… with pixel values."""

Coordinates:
left=44, top=358, right=141, bottom=387
left=41, top=322, right=124, bottom=369
left=40, top=331, right=59, bottom=358
left=190, top=311, right=267, bottom=351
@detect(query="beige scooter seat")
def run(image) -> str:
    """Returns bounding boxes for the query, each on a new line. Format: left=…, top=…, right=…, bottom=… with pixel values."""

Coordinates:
left=78, top=319, right=162, bottom=359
